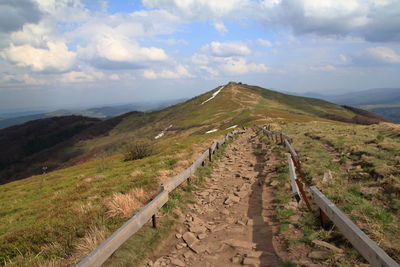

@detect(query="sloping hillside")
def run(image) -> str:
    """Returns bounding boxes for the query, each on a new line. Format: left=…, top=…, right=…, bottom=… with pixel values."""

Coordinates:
left=0, top=82, right=391, bottom=265
left=2, top=82, right=382, bottom=184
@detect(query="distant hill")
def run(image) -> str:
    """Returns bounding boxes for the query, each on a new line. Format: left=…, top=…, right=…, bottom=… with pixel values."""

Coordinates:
left=0, top=82, right=387, bottom=184
left=294, top=88, right=400, bottom=123
left=0, top=99, right=184, bottom=129
left=326, top=88, right=400, bottom=106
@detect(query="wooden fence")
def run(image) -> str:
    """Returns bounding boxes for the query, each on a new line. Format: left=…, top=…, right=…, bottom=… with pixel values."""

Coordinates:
left=77, top=129, right=245, bottom=267
left=260, top=126, right=399, bottom=267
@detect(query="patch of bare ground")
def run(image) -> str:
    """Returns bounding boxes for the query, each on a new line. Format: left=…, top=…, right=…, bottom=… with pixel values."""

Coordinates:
left=145, top=130, right=324, bottom=267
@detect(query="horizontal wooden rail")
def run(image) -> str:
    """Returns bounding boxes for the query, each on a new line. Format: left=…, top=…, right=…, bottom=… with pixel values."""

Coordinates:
left=77, top=191, right=169, bottom=267
left=77, top=129, right=245, bottom=267
left=261, top=125, right=398, bottom=266
left=310, top=187, right=399, bottom=267
left=284, top=139, right=298, bottom=162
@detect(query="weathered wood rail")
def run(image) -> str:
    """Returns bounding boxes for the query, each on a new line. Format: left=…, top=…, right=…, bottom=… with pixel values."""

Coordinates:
left=259, top=125, right=399, bottom=267
left=77, top=129, right=246, bottom=267
left=311, top=187, right=399, bottom=267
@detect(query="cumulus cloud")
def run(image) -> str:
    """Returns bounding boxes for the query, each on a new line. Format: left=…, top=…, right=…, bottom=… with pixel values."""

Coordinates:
left=0, top=0, right=42, bottom=33
left=1, top=41, right=76, bottom=72
left=143, top=65, right=194, bottom=79
left=142, top=0, right=251, bottom=20
left=214, top=22, right=228, bottom=35
left=77, top=28, right=168, bottom=69
left=219, top=57, right=269, bottom=75
left=61, top=69, right=104, bottom=83
left=144, top=0, right=400, bottom=43
left=69, top=10, right=182, bottom=69
left=257, top=0, right=400, bottom=42
left=35, top=0, right=88, bottom=23
left=350, top=46, right=400, bottom=65
left=192, top=46, right=268, bottom=77
left=202, top=41, right=251, bottom=57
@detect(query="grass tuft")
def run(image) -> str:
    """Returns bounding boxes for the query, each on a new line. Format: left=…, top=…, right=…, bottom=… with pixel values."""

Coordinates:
left=105, top=192, right=141, bottom=218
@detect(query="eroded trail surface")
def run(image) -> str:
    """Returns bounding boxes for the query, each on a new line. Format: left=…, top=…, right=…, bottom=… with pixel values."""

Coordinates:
left=148, top=131, right=284, bottom=266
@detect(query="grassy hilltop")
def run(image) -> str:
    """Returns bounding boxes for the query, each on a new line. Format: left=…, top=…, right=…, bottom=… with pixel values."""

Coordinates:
left=0, top=82, right=397, bottom=265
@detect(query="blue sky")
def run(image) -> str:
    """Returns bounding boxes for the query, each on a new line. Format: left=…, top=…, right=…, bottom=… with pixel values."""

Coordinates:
left=0, top=0, right=400, bottom=111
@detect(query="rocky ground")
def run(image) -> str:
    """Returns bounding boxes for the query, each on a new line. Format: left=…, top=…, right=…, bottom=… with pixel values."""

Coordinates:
left=145, top=130, right=342, bottom=267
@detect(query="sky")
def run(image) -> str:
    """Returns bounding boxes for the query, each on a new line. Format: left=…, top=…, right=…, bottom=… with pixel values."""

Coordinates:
left=1, top=0, right=400, bottom=111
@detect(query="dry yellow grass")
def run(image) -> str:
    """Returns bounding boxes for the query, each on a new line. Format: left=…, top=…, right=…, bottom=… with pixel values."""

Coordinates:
left=157, top=169, right=172, bottom=184
left=104, top=187, right=148, bottom=218
left=128, top=187, right=147, bottom=203
left=73, top=226, right=108, bottom=259
left=130, top=169, right=144, bottom=178
left=105, top=192, right=141, bottom=218
left=378, top=122, right=400, bottom=137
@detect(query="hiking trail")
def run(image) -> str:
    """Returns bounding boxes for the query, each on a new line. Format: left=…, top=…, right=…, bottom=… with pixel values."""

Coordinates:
left=146, top=130, right=312, bottom=267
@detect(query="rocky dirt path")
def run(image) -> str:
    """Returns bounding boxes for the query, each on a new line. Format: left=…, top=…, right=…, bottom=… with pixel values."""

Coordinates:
left=146, top=130, right=287, bottom=266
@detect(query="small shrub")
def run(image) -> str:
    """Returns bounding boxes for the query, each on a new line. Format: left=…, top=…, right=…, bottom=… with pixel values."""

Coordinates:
left=376, top=133, right=385, bottom=142
left=123, top=139, right=153, bottom=161
left=253, top=148, right=263, bottom=155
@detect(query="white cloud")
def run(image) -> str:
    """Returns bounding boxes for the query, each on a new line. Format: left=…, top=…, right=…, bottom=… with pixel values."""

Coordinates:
left=142, top=0, right=251, bottom=20
left=309, top=64, right=336, bottom=71
left=1, top=73, right=46, bottom=85
left=202, top=41, right=251, bottom=57
left=143, top=65, right=194, bottom=79
left=69, top=10, right=181, bottom=69
left=258, top=38, right=273, bottom=47
left=219, top=57, right=269, bottom=75
left=350, top=46, right=400, bottom=65
left=9, top=19, right=54, bottom=47
left=77, top=29, right=168, bottom=69
left=214, top=22, right=228, bottom=35
left=1, top=41, right=76, bottom=72
left=61, top=69, right=104, bottom=83
left=257, top=0, right=400, bottom=42
left=109, top=74, right=120, bottom=80
left=35, top=0, right=89, bottom=22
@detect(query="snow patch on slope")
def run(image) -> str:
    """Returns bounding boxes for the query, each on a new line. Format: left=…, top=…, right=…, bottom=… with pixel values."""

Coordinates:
left=201, top=85, right=225, bottom=105
left=226, top=125, right=238, bottom=129
left=205, top=129, right=218, bottom=134
left=154, top=124, right=173, bottom=139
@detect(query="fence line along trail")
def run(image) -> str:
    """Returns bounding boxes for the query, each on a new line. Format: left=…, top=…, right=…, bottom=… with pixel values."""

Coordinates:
left=146, top=130, right=286, bottom=267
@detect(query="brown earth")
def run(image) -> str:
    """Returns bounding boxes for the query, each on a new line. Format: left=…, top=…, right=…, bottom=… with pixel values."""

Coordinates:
left=145, top=130, right=319, bottom=267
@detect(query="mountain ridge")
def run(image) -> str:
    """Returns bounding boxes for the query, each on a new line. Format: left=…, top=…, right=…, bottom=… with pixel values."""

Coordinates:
left=0, top=82, right=387, bottom=184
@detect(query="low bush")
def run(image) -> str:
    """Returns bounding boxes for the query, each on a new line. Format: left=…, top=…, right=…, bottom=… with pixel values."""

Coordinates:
left=123, top=139, right=153, bottom=161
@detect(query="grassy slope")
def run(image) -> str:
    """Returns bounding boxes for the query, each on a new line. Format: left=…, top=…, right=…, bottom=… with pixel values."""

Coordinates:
left=0, top=82, right=369, bottom=265
left=275, top=122, right=400, bottom=261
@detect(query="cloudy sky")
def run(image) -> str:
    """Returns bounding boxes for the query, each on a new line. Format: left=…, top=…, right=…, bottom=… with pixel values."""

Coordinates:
left=1, top=0, right=400, bottom=111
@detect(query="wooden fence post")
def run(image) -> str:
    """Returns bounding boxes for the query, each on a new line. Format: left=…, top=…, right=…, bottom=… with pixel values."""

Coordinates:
left=319, top=208, right=328, bottom=230
left=152, top=214, right=157, bottom=228
left=295, top=179, right=313, bottom=212
left=209, top=147, right=212, bottom=162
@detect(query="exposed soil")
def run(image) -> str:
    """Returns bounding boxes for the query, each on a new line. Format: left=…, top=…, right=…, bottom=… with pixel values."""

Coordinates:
left=145, top=130, right=315, bottom=266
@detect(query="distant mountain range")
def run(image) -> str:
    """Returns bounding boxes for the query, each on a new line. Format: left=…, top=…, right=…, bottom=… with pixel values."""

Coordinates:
left=0, top=99, right=185, bottom=129
left=294, top=88, right=400, bottom=123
